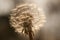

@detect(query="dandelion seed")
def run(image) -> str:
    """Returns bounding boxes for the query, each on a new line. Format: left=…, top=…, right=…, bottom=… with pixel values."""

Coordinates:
left=9, top=3, right=46, bottom=40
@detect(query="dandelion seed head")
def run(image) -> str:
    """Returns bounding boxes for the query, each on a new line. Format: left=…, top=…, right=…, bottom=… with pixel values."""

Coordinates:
left=9, top=3, right=46, bottom=35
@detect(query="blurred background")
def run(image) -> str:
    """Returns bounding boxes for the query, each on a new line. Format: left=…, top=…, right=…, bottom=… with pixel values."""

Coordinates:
left=0, top=0, right=60, bottom=40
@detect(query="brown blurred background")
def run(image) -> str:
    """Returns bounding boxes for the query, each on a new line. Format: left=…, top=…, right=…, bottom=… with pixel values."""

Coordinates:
left=0, top=0, right=60, bottom=40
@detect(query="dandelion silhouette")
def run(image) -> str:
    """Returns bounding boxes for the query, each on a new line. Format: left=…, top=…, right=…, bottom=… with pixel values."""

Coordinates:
left=9, top=3, right=46, bottom=40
